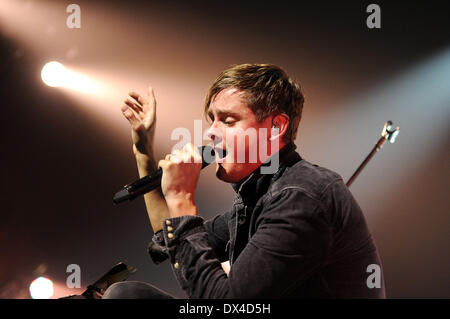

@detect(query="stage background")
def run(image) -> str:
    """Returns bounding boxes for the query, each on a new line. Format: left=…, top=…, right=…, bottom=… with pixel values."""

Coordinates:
left=0, top=0, right=449, bottom=298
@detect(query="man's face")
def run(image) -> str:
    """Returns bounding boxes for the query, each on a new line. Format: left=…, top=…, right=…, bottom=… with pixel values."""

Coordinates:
left=206, top=87, right=274, bottom=183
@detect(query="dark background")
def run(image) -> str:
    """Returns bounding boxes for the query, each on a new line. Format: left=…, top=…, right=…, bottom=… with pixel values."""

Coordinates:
left=0, top=0, right=449, bottom=298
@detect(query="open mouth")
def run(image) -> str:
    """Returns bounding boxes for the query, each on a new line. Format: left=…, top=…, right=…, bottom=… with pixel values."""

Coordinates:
left=214, top=147, right=227, bottom=163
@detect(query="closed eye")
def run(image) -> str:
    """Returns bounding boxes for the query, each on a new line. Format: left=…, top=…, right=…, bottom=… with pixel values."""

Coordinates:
left=222, top=118, right=236, bottom=125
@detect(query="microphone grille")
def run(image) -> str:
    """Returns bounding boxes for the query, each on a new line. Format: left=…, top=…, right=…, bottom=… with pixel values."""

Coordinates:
left=199, top=145, right=215, bottom=169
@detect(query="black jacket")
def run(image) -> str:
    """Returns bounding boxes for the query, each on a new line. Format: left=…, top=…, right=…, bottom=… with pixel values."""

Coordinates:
left=150, top=143, right=386, bottom=298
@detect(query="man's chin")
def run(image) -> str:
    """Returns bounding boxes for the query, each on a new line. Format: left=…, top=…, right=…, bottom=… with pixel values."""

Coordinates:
left=215, top=164, right=237, bottom=183
left=215, top=163, right=253, bottom=183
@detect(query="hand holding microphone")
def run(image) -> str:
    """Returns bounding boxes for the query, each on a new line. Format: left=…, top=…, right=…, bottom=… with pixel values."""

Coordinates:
left=113, top=144, right=218, bottom=204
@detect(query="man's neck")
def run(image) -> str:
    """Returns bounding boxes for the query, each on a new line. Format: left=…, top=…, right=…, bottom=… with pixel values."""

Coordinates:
left=232, top=140, right=297, bottom=193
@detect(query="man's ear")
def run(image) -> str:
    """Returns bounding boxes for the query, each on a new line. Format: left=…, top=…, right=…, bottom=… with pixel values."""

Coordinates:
left=270, top=113, right=289, bottom=141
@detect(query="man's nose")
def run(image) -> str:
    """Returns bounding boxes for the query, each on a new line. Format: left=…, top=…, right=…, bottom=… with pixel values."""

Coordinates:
left=206, top=124, right=222, bottom=144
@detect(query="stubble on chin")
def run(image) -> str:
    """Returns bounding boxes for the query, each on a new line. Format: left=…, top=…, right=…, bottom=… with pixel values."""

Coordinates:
left=216, top=163, right=235, bottom=183
left=215, top=163, right=225, bottom=180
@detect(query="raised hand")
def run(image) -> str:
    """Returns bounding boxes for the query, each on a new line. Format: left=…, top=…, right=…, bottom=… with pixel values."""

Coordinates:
left=121, top=86, right=157, bottom=158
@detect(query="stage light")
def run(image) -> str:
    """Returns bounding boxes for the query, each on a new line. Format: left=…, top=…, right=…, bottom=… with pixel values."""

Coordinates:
left=41, top=61, right=67, bottom=87
left=40, top=61, right=103, bottom=95
left=29, top=276, right=54, bottom=299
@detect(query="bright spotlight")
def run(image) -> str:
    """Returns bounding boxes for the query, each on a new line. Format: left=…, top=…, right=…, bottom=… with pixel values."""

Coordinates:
left=41, top=61, right=67, bottom=87
left=40, top=61, right=102, bottom=94
left=29, top=276, right=54, bottom=299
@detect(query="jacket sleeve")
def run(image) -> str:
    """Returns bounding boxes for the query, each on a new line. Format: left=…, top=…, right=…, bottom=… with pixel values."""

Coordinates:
left=203, top=211, right=231, bottom=262
left=152, top=188, right=331, bottom=298
left=148, top=210, right=231, bottom=264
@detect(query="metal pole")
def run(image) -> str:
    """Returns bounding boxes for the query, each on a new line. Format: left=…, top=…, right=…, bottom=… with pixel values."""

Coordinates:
left=346, top=121, right=400, bottom=188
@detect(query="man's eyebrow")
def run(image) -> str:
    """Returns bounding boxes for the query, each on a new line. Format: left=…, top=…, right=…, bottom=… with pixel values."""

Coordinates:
left=215, top=110, right=240, bottom=117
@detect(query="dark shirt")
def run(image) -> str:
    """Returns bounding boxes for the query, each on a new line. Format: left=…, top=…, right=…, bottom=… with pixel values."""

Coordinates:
left=150, top=143, right=386, bottom=298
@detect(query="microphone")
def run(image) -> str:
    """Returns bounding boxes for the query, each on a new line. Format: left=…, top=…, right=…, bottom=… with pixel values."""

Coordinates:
left=113, top=145, right=218, bottom=204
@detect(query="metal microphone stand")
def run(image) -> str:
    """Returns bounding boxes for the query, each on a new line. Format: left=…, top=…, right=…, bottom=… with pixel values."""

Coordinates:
left=346, top=121, right=400, bottom=187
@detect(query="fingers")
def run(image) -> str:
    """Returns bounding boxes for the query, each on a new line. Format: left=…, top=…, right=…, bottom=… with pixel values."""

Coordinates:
left=163, top=144, right=202, bottom=165
left=121, top=105, right=141, bottom=129
left=143, top=85, right=156, bottom=121
left=158, top=159, right=169, bottom=170
left=124, top=99, right=143, bottom=118
left=169, top=149, right=184, bottom=164
left=128, top=86, right=155, bottom=109
left=157, top=158, right=180, bottom=170
left=165, top=153, right=182, bottom=164
left=129, top=91, right=146, bottom=107
left=127, top=86, right=156, bottom=128
left=184, top=143, right=202, bottom=163
left=147, top=86, right=155, bottom=102
left=121, top=86, right=157, bottom=133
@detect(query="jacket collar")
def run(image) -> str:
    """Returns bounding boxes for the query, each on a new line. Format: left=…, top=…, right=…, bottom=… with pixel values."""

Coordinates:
left=231, top=142, right=302, bottom=205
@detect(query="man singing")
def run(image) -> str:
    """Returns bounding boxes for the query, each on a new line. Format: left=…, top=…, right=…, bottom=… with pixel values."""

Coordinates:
left=103, top=64, right=385, bottom=298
